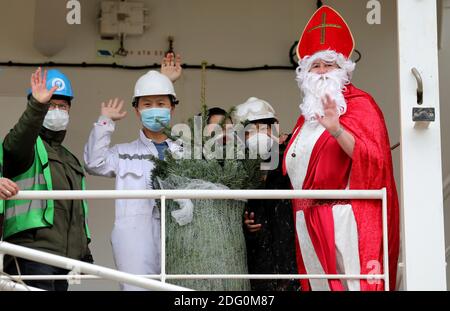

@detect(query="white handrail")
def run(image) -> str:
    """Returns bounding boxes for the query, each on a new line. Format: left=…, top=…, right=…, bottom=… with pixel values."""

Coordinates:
left=1, top=189, right=388, bottom=291
left=0, top=242, right=191, bottom=291
left=382, top=188, right=390, bottom=290
left=161, top=196, right=167, bottom=284
left=9, top=189, right=384, bottom=200
left=0, top=274, right=385, bottom=281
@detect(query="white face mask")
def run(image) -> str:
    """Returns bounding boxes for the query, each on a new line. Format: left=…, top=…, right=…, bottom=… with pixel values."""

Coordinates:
left=246, top=132, right=274, bottom=159
left=43, top=109, right=70, bottom=131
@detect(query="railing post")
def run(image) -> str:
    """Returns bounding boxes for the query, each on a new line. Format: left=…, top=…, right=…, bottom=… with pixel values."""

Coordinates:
left=161, top=196, right=166, bottom=284
left=382, top=188, right=390, bottom=291
left=397, top=0, right=447, bottom=290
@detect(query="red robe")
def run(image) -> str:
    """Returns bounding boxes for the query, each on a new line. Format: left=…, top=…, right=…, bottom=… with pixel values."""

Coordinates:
left=283, top=84, right=399, bottom=291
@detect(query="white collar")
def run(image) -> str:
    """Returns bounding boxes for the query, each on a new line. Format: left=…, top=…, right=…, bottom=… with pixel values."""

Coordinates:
left=139, top=130, right=179, bottom=150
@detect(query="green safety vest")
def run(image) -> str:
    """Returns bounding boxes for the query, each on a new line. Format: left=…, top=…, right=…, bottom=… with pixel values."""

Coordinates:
left=3, top=137, right=90, bottom=240
left=0, top=142, right=4, bottom=215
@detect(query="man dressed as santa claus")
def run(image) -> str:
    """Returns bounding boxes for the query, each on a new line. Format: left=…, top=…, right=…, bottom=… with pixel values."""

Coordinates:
left=283, top=5, right=399, bottom=291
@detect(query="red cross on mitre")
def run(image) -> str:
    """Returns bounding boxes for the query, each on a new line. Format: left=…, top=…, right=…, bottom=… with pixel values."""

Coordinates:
left=297, top=5, right=355, bottom=61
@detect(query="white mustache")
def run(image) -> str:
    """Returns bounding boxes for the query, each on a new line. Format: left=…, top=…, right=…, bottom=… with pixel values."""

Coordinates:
left=298, top=69, right=349, bottom=121
left=301, top=71, right=347, bottom=95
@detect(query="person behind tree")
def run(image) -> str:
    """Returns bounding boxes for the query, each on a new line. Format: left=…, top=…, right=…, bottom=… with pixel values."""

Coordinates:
left=234, top=97, right=299, bottom=291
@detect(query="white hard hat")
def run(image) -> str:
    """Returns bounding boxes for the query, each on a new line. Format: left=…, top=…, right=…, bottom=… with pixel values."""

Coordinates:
left=133, top=70, right=177, bottom=99
left=232, top=97, right=277, bottom=124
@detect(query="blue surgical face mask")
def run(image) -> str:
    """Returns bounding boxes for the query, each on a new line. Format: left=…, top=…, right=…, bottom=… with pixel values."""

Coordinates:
left=140, top=108, right=171, bottom=132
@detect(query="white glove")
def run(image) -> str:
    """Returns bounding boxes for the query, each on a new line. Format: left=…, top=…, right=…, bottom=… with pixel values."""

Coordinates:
left=171, top=199, right=194, bottom=226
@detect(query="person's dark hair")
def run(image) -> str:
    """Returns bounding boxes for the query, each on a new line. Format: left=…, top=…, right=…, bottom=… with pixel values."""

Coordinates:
left=51, top=95, right=72, bottom=106
left=132, top=94, right=179, bottom=108
left=197, top=107, right=227, bottom=124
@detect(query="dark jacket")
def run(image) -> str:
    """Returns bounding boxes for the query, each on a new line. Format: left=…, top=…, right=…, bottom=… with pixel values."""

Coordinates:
left=2, top=97, right=92, bottom=262
left=244, top=135, right=299, bottom=291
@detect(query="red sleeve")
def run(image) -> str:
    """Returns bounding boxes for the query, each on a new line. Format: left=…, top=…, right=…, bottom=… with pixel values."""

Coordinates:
left=341, top=87, right=400, bottom=291
left=341, top=92, right=390, bottom=190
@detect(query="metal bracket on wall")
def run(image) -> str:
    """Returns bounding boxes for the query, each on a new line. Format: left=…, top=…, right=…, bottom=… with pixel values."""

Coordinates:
left=411, top=68, right=435, bottom=128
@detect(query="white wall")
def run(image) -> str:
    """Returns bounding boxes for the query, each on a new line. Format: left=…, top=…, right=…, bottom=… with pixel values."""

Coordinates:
left=439, top=1, right=450, bottom=291
left=0, top=0, right=403, bottom=290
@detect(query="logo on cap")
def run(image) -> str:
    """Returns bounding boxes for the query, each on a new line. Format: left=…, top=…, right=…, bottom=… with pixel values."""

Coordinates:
left=52, top=78, right=66, bottom=91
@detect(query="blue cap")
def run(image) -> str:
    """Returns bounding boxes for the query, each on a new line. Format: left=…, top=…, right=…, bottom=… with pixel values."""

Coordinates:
left=27, top=69, right=74, bottom=100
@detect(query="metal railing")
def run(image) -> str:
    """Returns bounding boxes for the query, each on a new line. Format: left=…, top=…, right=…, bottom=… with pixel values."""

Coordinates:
left=0, top=242, right=190, bottom=291
left=0, top=189, right=389, bottom=291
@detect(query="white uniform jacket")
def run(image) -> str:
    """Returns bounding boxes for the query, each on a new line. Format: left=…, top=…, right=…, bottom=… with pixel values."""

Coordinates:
left=84, top=116, right=181, bottom=290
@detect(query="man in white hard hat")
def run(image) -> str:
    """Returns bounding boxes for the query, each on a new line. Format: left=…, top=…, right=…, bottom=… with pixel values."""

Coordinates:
left=232, top=97, right=279, bottom=161
left=83, top=54, right=182, bottom=291
left=233, top=97, right=298, bottom=291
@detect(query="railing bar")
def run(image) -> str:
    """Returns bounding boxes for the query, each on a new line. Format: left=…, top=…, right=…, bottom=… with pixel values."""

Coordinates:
left=0, top=280, right=45, bottom=291
left=165, top=274, right=385, bottom=280
left=1, top=188, right=389, bottom=291
left=161, top=196, right=166, bottom=284
left=9, top=190, right=384, bottom=201
left=0, top=242, right=191, bottom=291
left=382, top=188, right=390, bottom=291
left=0, top=274, right=386, bottom=281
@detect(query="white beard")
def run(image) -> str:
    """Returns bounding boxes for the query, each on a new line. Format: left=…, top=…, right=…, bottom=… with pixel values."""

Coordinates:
left=297, top=69, right=349, bottom=122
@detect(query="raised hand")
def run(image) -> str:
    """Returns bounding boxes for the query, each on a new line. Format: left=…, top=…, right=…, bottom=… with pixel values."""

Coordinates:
left=316, top=94, right=340, bottom=133
left=244, top=211, right=262, bottom=233
left=161, top=53, right=182, bottom=82
left=31, top=67, right=58, bottom=104
left=278, top=133, right=289, bottom=145
left=0, top=178, right=19, bottom=200
left=101, top=98, right=127, bottom=121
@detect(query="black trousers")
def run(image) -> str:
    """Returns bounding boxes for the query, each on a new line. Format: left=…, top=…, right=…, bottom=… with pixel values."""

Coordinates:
left=4, top=256, right=69, bottom=291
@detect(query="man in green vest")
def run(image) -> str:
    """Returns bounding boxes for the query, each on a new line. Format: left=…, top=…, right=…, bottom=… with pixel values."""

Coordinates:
left=2, top=67, right=92, bottom=291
